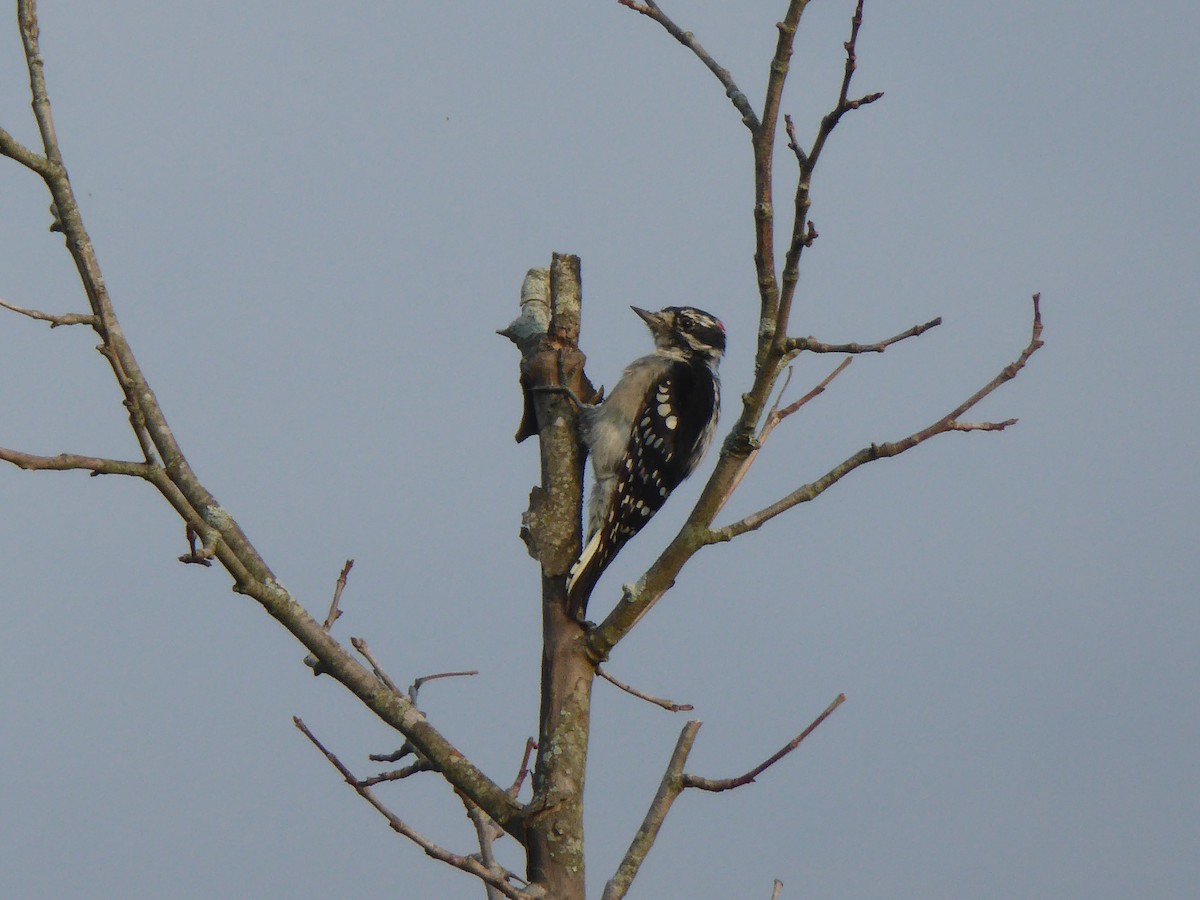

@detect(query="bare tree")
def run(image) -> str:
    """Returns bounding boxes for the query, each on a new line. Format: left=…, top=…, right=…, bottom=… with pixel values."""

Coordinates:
left=0, top=2, right=1042, bottom=898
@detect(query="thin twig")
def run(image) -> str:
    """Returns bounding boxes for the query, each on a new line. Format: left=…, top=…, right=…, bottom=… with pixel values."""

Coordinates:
left=409, top=669, right=479, bottom=705
left=598, top=666, right=694, bottom=712
left=806, top=0, right=883, bottom=178
left=6, top=0, right=526, bottom=838
left=350, top=637, right=403, bottom=694
left=617, top=0, right=759, bottom=130
left=293, top=718, right=532, bottom=900
left=363, top=669, right=480, bottom=769
left=947, top=419, right=1018, bottom=432
left=509, top=738, right=538, bottom=798
left=710, top=295, right=1044, bottom=544
left=0, top=124, right=50, bottom=174
left=324, top=559, right=354, bottom=630
left=763, top=366, right=798, bottom=428
left=683, top=694, right=845, bottom=792
left=18, top=0, right=63, bottom=166
left=776, top=0, right=881, bottom=347
left=304, top=559, right=354, bottom=674
left=601, top=721, right=702, bottom=900
left=766, top=358, right=853, bottom=434
left=466, top=737, right=541, bottom=852
left=356, top=760, right=434, bottom=786
left=369, top=743, right=416, bottom=764
left=0, top=447, right=153, bottom=477
left=771, top=879, right=784, bottom=900
left=710, top=358, right=852, bottom=521
left=599, top=694, right=841, bottom=895
left=785, top=316, right=943, bottom=356
left=0, top=296, right=96, bottom=327
left=784, top=114, right=806, bottom=165
left=463, top=796, right=508, bottom=900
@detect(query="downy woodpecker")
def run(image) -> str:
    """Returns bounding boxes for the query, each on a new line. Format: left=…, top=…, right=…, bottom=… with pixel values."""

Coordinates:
left=567, top=305, right=725, bottom=617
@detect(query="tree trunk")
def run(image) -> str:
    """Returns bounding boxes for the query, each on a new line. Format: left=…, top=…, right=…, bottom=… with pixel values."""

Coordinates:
left=527, top=590, right=593, bottom=898
left=516, top=253, right=597, bottom=899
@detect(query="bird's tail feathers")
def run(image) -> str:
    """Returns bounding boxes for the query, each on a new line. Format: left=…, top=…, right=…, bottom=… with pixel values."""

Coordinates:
left=566, top=530, right=604, bottom=621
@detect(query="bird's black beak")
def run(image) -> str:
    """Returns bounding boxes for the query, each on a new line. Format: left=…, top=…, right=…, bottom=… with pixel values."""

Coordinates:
left=631, top=306, right=665, bottom=333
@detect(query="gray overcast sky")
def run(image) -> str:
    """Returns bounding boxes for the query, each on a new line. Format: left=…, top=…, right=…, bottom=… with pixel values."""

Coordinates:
left=2, top=2, right=1197, bottom=898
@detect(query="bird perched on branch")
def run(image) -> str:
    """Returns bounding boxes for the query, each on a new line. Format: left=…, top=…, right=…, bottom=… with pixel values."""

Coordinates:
left=567, top=305, right=725, bottom=618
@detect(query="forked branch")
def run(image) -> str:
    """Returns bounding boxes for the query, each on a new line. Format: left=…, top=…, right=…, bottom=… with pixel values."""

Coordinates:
left=711, top=295, right=1044, bottom=543
left=603, top=694, right=844, bottom=899
left=763, top=359, right=853, bottom=436
left=711, top=358, right=853, bottom=521
left=601, top=721, right=701, bottom=900
left=0, top=0, right=524, bottom=837
left=590, top=0, right=824, bottom=660
left=775, top=0, right=881, bottom=348
left=293, top=718, right=533, bottom=900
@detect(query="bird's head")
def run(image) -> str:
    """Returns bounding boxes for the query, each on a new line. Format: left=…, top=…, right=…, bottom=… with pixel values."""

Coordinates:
left=631, top=305, right=726, bottom=362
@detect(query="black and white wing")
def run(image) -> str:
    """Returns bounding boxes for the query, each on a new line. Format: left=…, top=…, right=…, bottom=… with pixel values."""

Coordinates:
left=567, top=360, right=718, bottom=616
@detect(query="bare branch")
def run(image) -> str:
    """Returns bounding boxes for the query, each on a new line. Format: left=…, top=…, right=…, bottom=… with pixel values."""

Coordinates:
left=368, top=744, right=417, bottom=764
left=771, top=879, right=785, bottom=900
left=0, top=295, right=96, bottom=327
left=709, top=358, right=852, bottom=528
left=509, top=737, right=538, bottom=798
left=462, top=737, right=541, bottom=857
left=783, top=114, right=806, bottom=166
left=617, top=0, right=759, bottom=130
left=804, top=0, right=881, bottom=181
left=711, top=295, right=1044, bottom=543
left=324, top=559, right=353, bottom=630
left=601, top=721, right=702, bottom=900
left=360, top=669, right=481, bottom=777
left=293, top=718, right=533, bottom=900
left=785, top=316, right=943, bottom=356
left=761, top=1, right=809, bottom=146
left=349, top=637, right=404, bottom=695
left=3, top=23, right=557, bottom=840
left=12, top=0, right=283, bottom=598
left=587, top=3, right=827, bottom=660
left=17, top=0, right=63, bottom=165
left=303, top=559, right=355, bottom=674
left=752, top=0, right=810, bottom=363
left=776, top=0, right=881, bottom=348
left=683, top=694, right=844, bottom=792
left=0, top=124, right=50, bottom=174
left=356, top=760, right=434, bottom=787
left=409, top=669, right=480, bottom=705
left=463, top=795, right=509, bottom=900
left=832, top=1, right=880, bottom=119
left=0, top=447, right=153, bottom=478
left=597, top=695, right=840, bottom=896
left=766, top=358, right=853, bottom=432
left=948, top=419, right=1018, bottom=433
left=598, top=666, right=694, bottom=712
